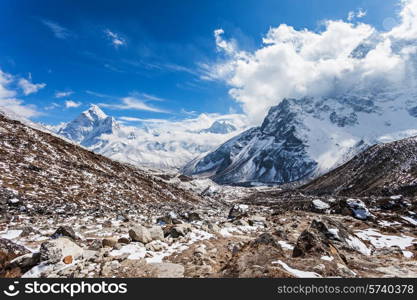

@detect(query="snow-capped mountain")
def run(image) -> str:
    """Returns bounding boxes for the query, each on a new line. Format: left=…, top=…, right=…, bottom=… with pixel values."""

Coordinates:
left=51, top=105, right=246, bottom=169
left=184, top=89, right=417, bottom=185
left=199, top=120, right=237, bottom=134
left=57, top=104, right=119, bottom=145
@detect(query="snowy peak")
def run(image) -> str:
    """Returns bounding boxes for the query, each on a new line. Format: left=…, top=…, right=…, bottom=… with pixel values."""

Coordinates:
left=200, top=120, right=237, bottom=134
left=83, top=104, right=108, bottom=121
left=57, top=105, right=119, bottom=145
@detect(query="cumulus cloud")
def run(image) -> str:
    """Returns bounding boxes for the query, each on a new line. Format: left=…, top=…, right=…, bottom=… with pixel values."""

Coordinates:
left=65, top=100, right=82, bottom=108
left=41, top=19, right=72, bottom=39
left=203, top=0, right=417, bottom=124
left=0, top=70, right=41, bottom=118
left=55, top=91, right=73, bottom=98
left=104, top=29, right=126, bottom=48
left=18, top=77, right=46, bottom=95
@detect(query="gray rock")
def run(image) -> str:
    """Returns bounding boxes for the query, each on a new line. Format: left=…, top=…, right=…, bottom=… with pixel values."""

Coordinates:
left=40, top=237, right=83, bottom=264
left=9, top=252, right=41, bottom=272
left=228, top=204, right=249, bottom=219
left=129, top=225, right=152, bottom=244
left=344, top=199, right=373, bottom=220
left=102, top=238, right=118, bottom=248
left=51, top=226, right=77, bottom=240
left=148, top=226, right=164, bottom=241
left=167, top=224, right=192, bottom=238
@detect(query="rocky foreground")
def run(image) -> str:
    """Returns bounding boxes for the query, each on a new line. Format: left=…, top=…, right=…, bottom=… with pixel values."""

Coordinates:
left=0, top=111, right=417, bottom=278
left=1, top=186, right=417, bottom=278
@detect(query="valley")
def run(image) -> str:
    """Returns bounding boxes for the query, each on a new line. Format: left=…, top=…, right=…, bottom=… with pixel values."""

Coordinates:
left=0, top=110, right=416, bottom=278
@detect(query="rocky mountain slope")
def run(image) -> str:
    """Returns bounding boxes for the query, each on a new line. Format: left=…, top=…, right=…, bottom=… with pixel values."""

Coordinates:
left=52, top=105, right=244, bottom=169
left=185, top=91, right=417, bottom=185
left=0, top=110, right=203, bottom=215
left=302, top=136, right=417, bottom=196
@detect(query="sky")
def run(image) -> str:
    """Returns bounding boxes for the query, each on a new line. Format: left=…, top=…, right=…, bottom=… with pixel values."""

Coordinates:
left=0, top=0, right=406, bottom=126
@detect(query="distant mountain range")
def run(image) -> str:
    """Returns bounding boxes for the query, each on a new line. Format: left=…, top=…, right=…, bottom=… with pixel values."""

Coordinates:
left=47, top=105, right=244, bottom=169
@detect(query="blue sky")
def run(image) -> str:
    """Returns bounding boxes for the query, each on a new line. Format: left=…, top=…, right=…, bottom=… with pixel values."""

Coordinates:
left=0, top=0, right=400, bottom=125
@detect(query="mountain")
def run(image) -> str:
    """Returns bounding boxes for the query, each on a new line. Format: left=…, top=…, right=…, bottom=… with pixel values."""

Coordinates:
left=184, top=90, right=417, bottom=185
left=57, top=104, right=119, bottom=145
left=51, top=105, right=244, bottom=169
left=199, top=120, right=236, bottom=134
left=302, top=135, right=417, bottom=196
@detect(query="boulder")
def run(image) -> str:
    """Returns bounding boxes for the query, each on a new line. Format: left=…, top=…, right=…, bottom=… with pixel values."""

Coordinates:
left=157, top=212, right=182, bottom=225
left=148, top=226, right=164, bottom=241
left=40, top=237, right=84, bottom=264
left=343, top=199, right=373, bottom=220
left=311, top=199, right=330, bottom=213
left=145, top=240, right=166, bottom=252
left=7, top=198, right=21, bottom=207
left=292, top=217, right=372, bottom=258
left=222, top=233, right=285, bottom=277
left=118, top=237, right=131, bottom=244
left=129, top=225, right=152, bottom=244
left=8, top=252, right=41, bottom=273
left=102, top=238, right=118, bottom=248
left=116, top=214, right=129, bottom=222
left=228, top=204, right=249, bottom=219
left=0, top=238, right=31, bottom=277
left=19, top=226, right=40, bottom=238
left=51, top=226, right=77, bottom=240
left=165, top=224, right=192, bottom=238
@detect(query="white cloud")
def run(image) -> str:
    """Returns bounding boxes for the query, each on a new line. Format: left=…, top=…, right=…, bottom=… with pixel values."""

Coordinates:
left=357, top=9, right=367, bottom=18
left=55, top=91, right=73, bottom=98
left=104, top=29, right=126, bottom=48
left=0, top=70, right=41, bottom=118
left=18, top=77, right=46, bottom=95
left=348, top=8, right=367, bottom=21
left=118, top=112, right=247, bottom=135
left=203, top=0, right=417, bottom=124
left=99, top=96, right=168, bottom=113
left=41, top=19, right=71, bottom=39
left=65, top=100, right=82, bottom=108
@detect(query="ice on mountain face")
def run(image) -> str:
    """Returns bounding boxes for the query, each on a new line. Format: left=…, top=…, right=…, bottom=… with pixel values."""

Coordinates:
left=186, top=90, right=417, bottom=185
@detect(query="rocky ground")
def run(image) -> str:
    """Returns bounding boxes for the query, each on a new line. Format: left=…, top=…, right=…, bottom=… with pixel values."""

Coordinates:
left=1, top=186, right=416, bottom=278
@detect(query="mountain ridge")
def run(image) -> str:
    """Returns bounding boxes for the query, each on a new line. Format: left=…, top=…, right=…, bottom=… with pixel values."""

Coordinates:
left=185, top=90, right=417, bottom=185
